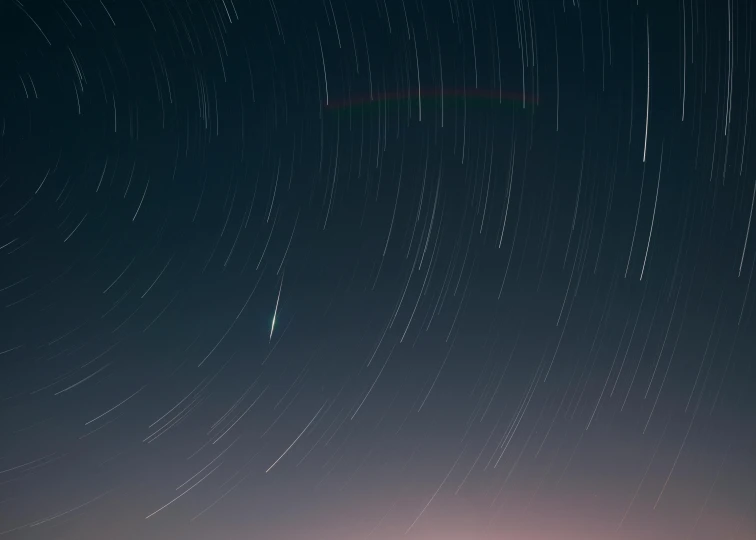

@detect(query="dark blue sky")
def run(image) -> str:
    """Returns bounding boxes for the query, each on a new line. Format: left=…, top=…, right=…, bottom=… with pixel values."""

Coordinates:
left=0, top=0, right=754, bottom=539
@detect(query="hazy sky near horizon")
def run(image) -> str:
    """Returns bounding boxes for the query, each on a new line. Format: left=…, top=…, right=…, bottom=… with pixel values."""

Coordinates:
left=1, top=0, right=754, bottom=539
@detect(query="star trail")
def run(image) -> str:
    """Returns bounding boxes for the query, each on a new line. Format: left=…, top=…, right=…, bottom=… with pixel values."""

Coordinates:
left=1, top=1, right=755, bottom=539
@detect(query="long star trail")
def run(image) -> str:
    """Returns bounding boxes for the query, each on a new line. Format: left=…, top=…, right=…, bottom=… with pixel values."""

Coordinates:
left=639, top=142, right=664, bottom=281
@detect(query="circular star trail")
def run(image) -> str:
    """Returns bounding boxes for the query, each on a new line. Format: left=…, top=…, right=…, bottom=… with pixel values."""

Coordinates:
left=1, top=1, right=755, bottom=539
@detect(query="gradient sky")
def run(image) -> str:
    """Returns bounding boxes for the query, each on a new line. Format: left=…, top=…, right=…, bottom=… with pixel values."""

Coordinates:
left=1, top=0, right=755, bottom=539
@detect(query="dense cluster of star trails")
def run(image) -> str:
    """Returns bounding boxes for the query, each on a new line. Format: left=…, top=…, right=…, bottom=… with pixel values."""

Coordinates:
left=1, top=0, right=754, bottom=539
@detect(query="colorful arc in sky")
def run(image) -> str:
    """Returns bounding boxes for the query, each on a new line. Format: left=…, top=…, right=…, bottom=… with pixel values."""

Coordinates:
left=324, top=87, right=538, bottom=110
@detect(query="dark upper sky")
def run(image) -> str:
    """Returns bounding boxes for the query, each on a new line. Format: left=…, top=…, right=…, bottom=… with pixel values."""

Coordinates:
left=0, top=0, right=754, bottom=539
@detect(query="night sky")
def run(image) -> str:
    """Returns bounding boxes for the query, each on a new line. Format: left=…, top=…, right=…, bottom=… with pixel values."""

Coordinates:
left=1, top=0, right=755, bottom=539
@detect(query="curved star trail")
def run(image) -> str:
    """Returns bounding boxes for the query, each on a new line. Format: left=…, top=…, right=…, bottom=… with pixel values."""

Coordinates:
left=1, top=1, right=755, bottom=539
